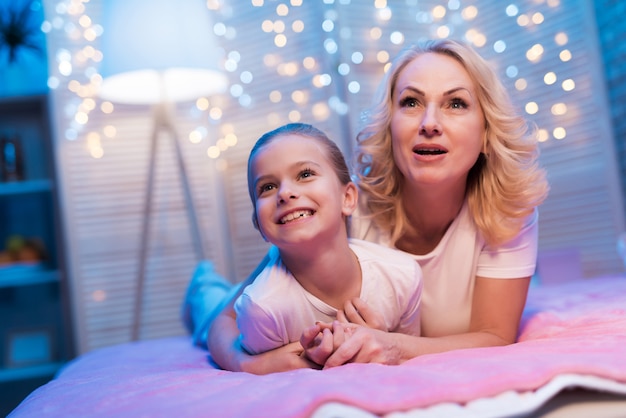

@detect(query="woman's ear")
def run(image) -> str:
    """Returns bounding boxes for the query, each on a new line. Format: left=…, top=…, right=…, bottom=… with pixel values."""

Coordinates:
left=341, top=182, right=359, bottom=217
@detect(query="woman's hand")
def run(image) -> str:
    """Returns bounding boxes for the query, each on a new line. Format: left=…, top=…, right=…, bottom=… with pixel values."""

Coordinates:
left=337, top=297, right=387, bottom=331
left=323, top=324, right=404, bottom=368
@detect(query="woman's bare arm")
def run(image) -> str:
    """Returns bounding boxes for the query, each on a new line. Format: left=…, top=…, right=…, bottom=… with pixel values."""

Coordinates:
left=323, top=276, right=531, bottom=367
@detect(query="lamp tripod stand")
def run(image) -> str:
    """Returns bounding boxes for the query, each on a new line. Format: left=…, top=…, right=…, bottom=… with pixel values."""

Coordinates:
left=132, top=102, right=205, bottom=341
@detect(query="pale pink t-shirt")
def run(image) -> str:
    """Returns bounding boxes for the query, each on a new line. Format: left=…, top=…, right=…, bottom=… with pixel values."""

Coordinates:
left=352, top=202, right=538, bottom=338
left=235, top=239, right=422, bottom=355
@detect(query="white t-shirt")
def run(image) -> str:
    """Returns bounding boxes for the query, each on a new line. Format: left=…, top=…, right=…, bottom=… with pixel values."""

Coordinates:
left=352, top=202, right=538, bottom=338
left=235, top=239, right=422, bottom=355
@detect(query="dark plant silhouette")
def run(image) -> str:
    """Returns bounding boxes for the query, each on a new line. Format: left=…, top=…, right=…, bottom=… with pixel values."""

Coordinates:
left=0, top=1, right=43, bottom=64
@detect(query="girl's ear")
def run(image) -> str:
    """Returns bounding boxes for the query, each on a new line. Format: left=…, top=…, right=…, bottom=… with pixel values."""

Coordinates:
left=251, top=212, right=268, bottom=242
left=341, top=182, right=359, bottom=217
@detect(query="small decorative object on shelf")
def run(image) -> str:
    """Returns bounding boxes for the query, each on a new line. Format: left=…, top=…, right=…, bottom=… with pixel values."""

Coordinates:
left=0, top=234, right=47, bottom=266
left=0, top=134, right=25, bottom=182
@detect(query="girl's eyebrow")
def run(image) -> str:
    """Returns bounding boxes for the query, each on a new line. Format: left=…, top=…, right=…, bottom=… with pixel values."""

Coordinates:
left=253, top=160, right=322, bottom=188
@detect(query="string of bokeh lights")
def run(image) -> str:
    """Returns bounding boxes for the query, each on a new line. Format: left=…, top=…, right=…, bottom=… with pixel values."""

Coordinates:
left=43, top=0, right=573, bottom=160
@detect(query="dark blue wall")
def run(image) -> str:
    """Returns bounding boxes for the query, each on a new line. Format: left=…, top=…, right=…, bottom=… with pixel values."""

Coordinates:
left=594, top=1, right=626, bottom=211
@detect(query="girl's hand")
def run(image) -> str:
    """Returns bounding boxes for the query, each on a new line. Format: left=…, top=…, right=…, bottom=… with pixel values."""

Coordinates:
left=240, top=341, right=317, bottom=374
left=337, top=297, right=388, bottom=331
left=300, top=323, right=333, bottom=366
left=300, top=320, right=353, bottom=366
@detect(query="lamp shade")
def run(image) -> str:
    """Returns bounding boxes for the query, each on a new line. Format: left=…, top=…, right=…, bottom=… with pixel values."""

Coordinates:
left=99, top=0, right=228, bottom=104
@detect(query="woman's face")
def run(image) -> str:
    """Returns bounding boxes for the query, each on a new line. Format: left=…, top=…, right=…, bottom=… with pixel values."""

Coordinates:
left=390, top=52, right=485, bottom=192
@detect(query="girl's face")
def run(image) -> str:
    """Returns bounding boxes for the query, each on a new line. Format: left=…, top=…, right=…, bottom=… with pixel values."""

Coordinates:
left=390, top=52, right=485, bottom=192
left=250, top=135, right=357, bottom=250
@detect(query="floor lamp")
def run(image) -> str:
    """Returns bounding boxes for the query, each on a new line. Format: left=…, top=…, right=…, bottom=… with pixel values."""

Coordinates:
left=98, top=0, right=228, bottom=341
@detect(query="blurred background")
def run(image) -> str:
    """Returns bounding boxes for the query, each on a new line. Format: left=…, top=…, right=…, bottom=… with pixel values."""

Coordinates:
left=0, top=0, right=625, bottom=413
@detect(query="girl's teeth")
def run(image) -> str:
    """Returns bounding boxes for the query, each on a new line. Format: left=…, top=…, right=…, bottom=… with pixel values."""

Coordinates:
left=280, top=210, right=312, bottom=224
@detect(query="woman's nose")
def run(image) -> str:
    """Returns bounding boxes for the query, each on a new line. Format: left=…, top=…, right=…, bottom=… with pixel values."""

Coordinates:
left=419, top=105, right=442, bottom=137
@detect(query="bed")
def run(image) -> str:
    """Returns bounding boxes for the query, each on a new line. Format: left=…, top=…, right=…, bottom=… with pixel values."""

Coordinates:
left=9, top=274, right=626, bottom=418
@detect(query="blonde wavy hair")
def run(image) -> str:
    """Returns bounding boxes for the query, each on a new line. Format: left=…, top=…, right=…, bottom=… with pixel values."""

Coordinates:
left=354, top=39, right=549, bottom=247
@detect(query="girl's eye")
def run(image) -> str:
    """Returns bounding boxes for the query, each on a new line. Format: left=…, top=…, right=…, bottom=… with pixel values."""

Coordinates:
left=258, top=183, right=275, bottom=195
left=299, top=168, right=315, bottom=179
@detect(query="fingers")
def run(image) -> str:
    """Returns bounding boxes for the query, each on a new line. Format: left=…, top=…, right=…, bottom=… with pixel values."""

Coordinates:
left=303, top=328, right=333, bottom=366
left=348, top=298, right=387, bottom=331
left=323, top=335, right=359, bottom=369
left=331, top=320, right=346, bottom=350
left=342, top=298, right=365, bottom=325
left=336, top=309, right=348, bottom=323
left=300, top=324, right=321, bottom=349
left=315, top=321, right=334, bottom=331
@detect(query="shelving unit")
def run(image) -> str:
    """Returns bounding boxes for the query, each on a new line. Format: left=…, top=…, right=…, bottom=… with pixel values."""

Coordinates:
left=0, top=95, right=73, bottom=415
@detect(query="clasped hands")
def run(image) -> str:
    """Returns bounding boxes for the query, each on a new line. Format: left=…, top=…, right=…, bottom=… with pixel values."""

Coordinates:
left=299, top=297, right=388, bottom=368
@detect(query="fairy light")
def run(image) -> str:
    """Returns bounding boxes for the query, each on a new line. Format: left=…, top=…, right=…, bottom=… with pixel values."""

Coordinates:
left=44, top=0, right=108, bottom=146
left=269, top=90, right=282, bottom=103
left=517, top=14, right=530, bottom=27
left=555, top=32, right=568, bottom=45
left=432, top=5, right=446, bottom=19
left=562, top=79, right=575, bottom=91
left=537, top=129, right=550, bottom=142
left=288, top=110, right=301, bottom=122
left=544, top=72, right=557, bottom=85
left=531, top=12, right=544, bottom=25
left=525, top=102, right=539, bottom=115
left=553, top=127, right=567, bottom=140
left=207, top=145, right=220, bottom=159
left=196, top=97, right=210, bottom=111
left=189, top=130, right=203, bottom=144
left=551, top=103, right=568, bottom=116
left=224, top=133, right=238, bottom=147
left=46, top=0, right=585, bottom=161
left=461, top=6, right=478, bottom=20
left=207, top=0, right=576, bottom=142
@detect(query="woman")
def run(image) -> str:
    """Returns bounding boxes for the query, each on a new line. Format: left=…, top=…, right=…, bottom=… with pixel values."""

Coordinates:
left=199, top=38, right=549, bottom=374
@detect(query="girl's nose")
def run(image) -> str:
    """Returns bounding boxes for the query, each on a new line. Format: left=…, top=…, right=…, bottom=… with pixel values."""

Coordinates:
left=277, top=184, right=298, bottom=204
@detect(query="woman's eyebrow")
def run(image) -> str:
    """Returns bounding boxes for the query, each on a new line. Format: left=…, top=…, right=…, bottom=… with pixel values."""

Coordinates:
left=443, top=87, right=472, bottom=96
left=398, top=86, right=471, bottom=96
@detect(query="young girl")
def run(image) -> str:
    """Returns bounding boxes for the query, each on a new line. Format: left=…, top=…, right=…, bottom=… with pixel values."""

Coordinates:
left=234, top=123, right=422, bottom=362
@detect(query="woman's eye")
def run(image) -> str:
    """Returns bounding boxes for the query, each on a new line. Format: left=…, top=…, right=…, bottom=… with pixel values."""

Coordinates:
left=399, top=97, right=419, bottom=108
left=450, top=98, right=468, bottom=109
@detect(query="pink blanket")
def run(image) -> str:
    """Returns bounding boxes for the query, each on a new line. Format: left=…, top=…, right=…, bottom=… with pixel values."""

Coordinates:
left=10, top=276, right=626, bottom=417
